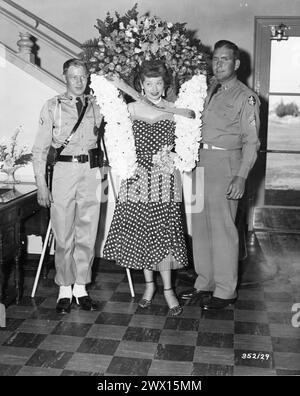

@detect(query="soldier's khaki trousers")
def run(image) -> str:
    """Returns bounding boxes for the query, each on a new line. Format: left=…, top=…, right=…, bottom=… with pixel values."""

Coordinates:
left=51, top=162, right=101, bottom=286
left=192, top=149, right=242, bottom=299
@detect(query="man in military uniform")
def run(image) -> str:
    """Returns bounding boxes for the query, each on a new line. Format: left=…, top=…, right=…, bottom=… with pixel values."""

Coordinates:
left=180, top=40, right=260, bottom=309
left=32, top=59, right=103, bottom=314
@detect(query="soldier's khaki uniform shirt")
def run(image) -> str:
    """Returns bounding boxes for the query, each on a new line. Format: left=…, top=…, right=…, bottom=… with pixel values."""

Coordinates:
left=32, top=93, right=102, bottom=178
left=202, top=77, right=260, bottom=179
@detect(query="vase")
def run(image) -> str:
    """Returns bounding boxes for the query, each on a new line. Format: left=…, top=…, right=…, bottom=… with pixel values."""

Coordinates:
left=1, top=166, right=21, bottom=184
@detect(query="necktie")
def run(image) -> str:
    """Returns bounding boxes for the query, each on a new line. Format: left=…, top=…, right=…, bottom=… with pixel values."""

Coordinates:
left=76, top=97, right=83, bottom=115
left=207, top=83, right=221, bottom=105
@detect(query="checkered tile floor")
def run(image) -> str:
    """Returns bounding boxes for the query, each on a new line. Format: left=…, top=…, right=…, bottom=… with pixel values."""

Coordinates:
left=0, top=233, right=300, bottom=376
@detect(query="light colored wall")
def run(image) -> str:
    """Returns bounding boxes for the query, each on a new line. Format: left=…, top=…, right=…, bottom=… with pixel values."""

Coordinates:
left=16, top=0, right=300, bottom=83
left=0, top=47, right=60, bottom=181
left=0, top=49, right=61, bottom=255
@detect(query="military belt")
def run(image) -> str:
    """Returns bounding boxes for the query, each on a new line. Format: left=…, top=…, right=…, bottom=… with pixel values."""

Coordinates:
left=58, top=154, right=89, bottom=163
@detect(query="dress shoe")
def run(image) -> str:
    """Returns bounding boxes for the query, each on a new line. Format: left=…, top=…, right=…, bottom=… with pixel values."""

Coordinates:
left=179, top=288, right=212, bottom=300
left=73, top=295, right=99, bottom=311
left=56, top=298, right=72, bottom=314
left=202, top=296, right=236, bottom=310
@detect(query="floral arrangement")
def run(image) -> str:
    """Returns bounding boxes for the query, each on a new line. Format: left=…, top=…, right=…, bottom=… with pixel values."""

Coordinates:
left=91, top=74, right=137, bottom=179
left=0, top=126, right=32, bottom=171
left=152, top=144, right=177, bottom=174
left=84, top=5, right=208, bottom=179
left=82, top=4, right=208, bottom=87
left=174, top=74, right=207, bottom=171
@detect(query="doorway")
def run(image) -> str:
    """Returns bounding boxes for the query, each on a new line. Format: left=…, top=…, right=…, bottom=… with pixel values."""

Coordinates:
left=249, top=17, right=300, bottom=232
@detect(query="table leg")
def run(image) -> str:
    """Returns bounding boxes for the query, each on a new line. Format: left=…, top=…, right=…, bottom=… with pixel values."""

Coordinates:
left=14, top=222, right=22, bottom=304
left=0, top=235, right=4, bottom=304
left=0, top=235, right=6, bottom=327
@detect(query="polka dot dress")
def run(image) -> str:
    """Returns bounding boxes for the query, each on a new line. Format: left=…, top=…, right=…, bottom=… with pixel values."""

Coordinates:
left=103, top=117, right=188, bottom=271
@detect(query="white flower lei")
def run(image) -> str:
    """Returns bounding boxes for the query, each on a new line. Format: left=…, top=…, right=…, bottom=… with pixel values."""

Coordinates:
left=174, top=74, right=207, bottom=172
left=91, top=74, right=137, bottom=179
left=91, top=73, right=207, bottom=178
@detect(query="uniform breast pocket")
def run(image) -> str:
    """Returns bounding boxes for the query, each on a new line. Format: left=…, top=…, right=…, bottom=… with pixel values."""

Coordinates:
left=53, top=121, right=68, bottom=137
left=222, top=105, right=238, bottom=122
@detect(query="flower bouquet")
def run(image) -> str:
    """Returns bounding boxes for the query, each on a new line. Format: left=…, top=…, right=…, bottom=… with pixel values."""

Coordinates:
left=82, top=4, right=207, bottom=87
left=0, top=126, right=32, bottom=183
left=82, top=4, right=208, bottom=178
left=152, top=145, right=177, bottom=174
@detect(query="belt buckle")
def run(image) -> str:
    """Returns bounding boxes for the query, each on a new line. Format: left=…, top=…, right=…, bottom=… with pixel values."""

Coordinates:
left=212, top=145, right=226, bottom=150
left=79, top=154, right=86, bottom=163
left=72, top=156, right=79, bottom=163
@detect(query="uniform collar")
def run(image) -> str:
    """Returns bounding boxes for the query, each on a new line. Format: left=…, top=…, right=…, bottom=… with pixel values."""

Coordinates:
left=58, top=92, right=74, bottom=101
left=219, top=76, right=238, bottom=91
left=58, top=93, right=93, bottom=103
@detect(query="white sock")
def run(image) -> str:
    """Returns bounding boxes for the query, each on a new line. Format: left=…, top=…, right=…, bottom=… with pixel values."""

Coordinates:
left=72, top=283, right=88, bottom=298
left=57, top=285, right=72, bottom=301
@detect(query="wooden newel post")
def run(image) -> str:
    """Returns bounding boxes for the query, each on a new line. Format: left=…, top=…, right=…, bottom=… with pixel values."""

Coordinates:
left=17, top=32, right=35, bottom=63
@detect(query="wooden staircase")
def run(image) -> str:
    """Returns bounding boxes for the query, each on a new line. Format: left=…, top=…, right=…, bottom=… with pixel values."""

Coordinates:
left=0, top=0, right=82, bottom=81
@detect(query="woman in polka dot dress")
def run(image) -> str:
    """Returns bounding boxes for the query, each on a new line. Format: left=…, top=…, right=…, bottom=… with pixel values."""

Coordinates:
left=103, top=60, right=188, bottom=316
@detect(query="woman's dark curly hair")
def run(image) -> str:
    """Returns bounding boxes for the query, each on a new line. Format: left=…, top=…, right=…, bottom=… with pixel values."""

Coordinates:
left=133, top=60, right=172, bottom=94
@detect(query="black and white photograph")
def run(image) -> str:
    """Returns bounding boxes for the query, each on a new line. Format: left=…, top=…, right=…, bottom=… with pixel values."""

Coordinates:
left=0, top=0, right=299, bottom=380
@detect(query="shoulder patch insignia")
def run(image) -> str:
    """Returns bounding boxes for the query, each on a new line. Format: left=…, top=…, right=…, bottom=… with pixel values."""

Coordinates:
left=248, top=95, right=256, bottom=106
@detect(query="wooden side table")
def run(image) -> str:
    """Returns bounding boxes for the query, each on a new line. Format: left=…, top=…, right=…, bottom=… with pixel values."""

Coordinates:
left=0, top=183, right=43, bottom=305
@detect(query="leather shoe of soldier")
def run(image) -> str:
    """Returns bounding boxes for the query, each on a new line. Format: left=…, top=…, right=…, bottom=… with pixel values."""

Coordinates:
left=73, top=295, right=99, bottom=311
left=202, top=296, right=236, bottom=310
left=179, top=288, right=212, bottom=300
left=56, top=298, right=72, bottom=314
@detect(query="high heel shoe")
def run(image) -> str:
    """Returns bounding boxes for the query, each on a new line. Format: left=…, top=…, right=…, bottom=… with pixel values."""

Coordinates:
left=138, top=280, right=156, bottom=308
left=163, top=288, right=183, bottom=317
